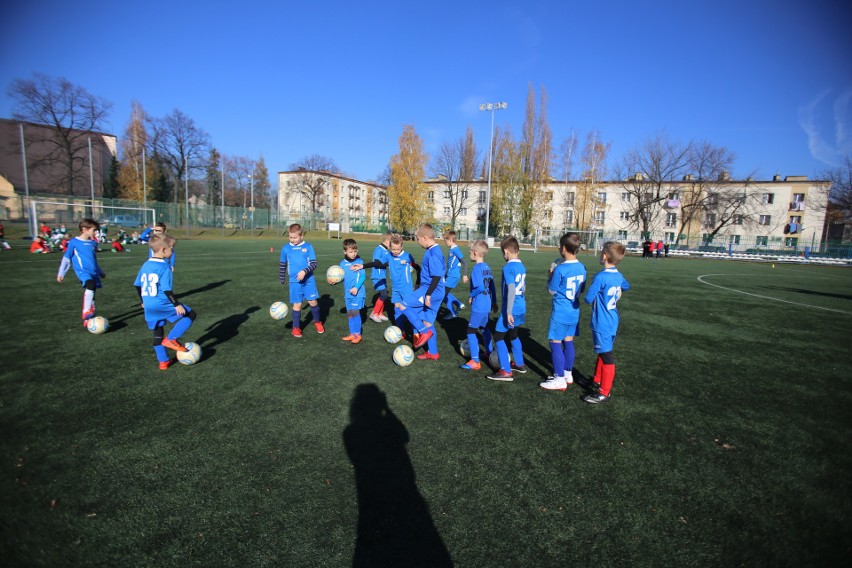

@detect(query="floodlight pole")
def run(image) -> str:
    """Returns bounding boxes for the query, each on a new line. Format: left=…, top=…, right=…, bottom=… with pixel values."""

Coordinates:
left=479, top=101, right=507, bottom=241
left=19, top=123, right=33, bottom=238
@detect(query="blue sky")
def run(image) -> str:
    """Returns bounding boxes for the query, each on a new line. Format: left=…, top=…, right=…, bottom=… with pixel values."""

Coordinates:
left=1, top=0, right=850, bottom=185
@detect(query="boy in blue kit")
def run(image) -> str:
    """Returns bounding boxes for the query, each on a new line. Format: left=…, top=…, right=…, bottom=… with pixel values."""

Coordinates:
left=397, top=224, right=445, bottom=360
left=279, top=223, right=324, bottom=338
left=441, top=230, right=466, bottom=320
left=540, top=233, right=587, bottom=391
left=368, top=232, right=392, bottom=323
left=148, top=222, right=175, bottom=270
left=134, top=234, right=197, bottom=370
left=486, top=236, right=529, bottom=382
left=56, top=218, right=106, bottom=327
left=582, top=241, right=631, bottom=404
left=460, top=240, right=496, bottom=371
left=330, top=239, right=367, bottom=344
left=382, top=234, right=420, bottom=335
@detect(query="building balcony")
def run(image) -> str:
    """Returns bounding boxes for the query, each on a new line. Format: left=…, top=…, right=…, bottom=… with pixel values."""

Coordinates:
left=789, top=201, right=805, bottom=211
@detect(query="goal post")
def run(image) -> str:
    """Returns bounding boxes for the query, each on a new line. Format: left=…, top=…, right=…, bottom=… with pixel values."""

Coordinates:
left=30, top=200, right=156, bottom=232
left=533, top=229, right=600, bottom=253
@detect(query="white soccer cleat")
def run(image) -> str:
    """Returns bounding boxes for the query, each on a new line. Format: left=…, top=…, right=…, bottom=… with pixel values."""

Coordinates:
left=539, top=376, right=568, bottom=391
left=369, top=313, right=383, bottom=323
left=565, top=371, right=574, bottom=385
left=378, top=314, right=389, bottom=321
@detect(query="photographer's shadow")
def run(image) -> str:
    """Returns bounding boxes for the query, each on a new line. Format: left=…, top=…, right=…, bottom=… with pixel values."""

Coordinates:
left=343, top=384, right=452, bottom=568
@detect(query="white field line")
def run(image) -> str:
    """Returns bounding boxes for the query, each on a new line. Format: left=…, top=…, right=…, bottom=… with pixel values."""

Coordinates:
left=697, top=273, right=852, bottom=315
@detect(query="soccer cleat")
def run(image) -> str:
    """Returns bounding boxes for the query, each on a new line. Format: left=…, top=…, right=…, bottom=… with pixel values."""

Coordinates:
left=82, top=308, right=95, bottom=327
left=539, top=376, right=568, bottom=391
left=413, top=329, right=433, bottom=349
left=417, top=352, right=440, bottom=360
left=510, top=363, right=528, bottom=374
left=161, top=338, right=188, bottom=352
left=292, top=328, right=303, bottom=338
left=378, top=314, right=389, bottom=321
left=158, top=360, right=173, bottom=371
left=582, top=392, right=611, bottom=404
left=369, top=313, right=383, bottom=323
left=486, top=370, right=514, bottom=382
left=565, top=372, right=574, bottom=385
left=460, top=359, right=481, bottom=370
left=314, top=322, right=325, bottom=334
left=350, top=334, right=362, bottom=344
left=342, top=334, right=356, bottom=341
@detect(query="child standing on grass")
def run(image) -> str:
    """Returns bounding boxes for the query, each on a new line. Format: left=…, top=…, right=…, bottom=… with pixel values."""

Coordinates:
left=396, top=224, right=445, bottom=360
left=135, top=234, right=197, bottom=370
left=56, top=218, right=106, bottom=327
left=331, top=239, right=368, bottom=344
left=486, top=236, right=529, bottom=382
left=540, top=232, right=587, bottom=391
left=460, top=240, right=496, bottom=371
left=279, top=223, right=324, bottom=338
left=582, top=241, right=631, bottom=404
left=373, top=234, right=419, bottom=336
left=368, top=232, right=392, bottom=323
left=441, top=230, right=466, bottom=320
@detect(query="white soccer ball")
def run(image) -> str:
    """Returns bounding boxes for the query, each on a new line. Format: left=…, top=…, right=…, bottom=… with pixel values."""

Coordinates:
left=459, top=338, right=470, bottom=357
left=393, top=344, right=415, bottom=367
left=269, top=301, right=289, bottom=320
left=488, top=349, right=513, bottom=370
left=176, top=342, right=202, bottom=365
left=327, top=265, right=345, bottom=284
left=86, top=316, right=109, bottom=334
left=383, top=325, right=403, bottom=344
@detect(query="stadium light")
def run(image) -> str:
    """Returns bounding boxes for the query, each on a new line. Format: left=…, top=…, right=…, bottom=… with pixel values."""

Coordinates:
left=479, top=101, right=508, bottom=242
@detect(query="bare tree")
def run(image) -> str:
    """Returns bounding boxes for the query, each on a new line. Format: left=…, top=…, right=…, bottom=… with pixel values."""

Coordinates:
left=516, top=84, right=553, bottom=238
left=8, top=73, right=112, bottom=195
left=430, top=127, right=479, bottom=229
left=825, top=155, right=852, bottom=211
left=576, top=131, right=610, bottom=231
left=288, top=154, right=340, bottom=215
left=676, top=141, right=738, bottom=243
left=149, top=109, right=210, bottom=204
left=700, top=180, right=763, bottom=243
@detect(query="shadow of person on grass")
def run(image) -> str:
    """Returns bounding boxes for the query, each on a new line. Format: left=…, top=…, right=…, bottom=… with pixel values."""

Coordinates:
left=344, top=384, right=453, bottom=568
left=195, top=306, right=260, bottom=348
left=175, top=279, right=230, bottom=301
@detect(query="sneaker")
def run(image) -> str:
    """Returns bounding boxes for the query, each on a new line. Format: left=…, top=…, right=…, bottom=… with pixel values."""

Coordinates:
left=378, top=314, right=389, bottom=321
left=582, top=392, right=611, bottom=404
left=350, top=334, right=362, bottom=344
left=314, top=322, right=325, bottom=334
left=342, top=334, right=356, bottom=341
left=292, top=328, right=303, bottom=338
left=161, top=338, right=188, bottom=352
left=413, top=329, right=433, bottom=349
left=486, top=370, right=514, bottom=382
left=460, top=359, right=481, bottom=370
left=81, top=308, right=95, bottom=327
left=369, top=313, right=383, bottom=323
left=417, top=352, right=440, bottom=360
left=158, top=360, right=173, bottom=371
left=510, top=363, right=528, bottom=374
left=456, top=302, right=465, bottom=312
left=539, top=376, right=568, bottom=391
left=565, top=372, right=574, bottom=385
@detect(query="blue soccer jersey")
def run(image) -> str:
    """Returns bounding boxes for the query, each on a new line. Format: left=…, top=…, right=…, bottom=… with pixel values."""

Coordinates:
left=419, top=244, right=446, bottom=299
left=340, top=256, right=367, bottom=309
left=371, top=244, right=391, bottom=285
left=549, top=259, right=587, bottom=324
left=60, top=237, right=103, bottom=285
left=501, top=259, right=527, bottom=316
left=445, top=244, right=464, bottom=288
left=135, top=257, right=187, bottom=328
left=279, top=241, right=317, bottom=284
left=584, top=267, right=631, bottom=336
left=388, top=251, right=417, bottom=302
left=469, top=262, right=495, bottom=313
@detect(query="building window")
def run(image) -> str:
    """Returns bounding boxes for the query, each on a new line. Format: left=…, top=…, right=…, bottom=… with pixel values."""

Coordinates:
left=461, top=190, right=468, bottom=199
left=617, top=230, right=628, bottom=240
left=597, top=192, right=607, bottom=204
left=621, top=192, right=630, bottom=202
left=759, top=215, right=771, bottom=226
left=477, top=207, right=486, bottom=219
left=427, top=191, right=434, bottom=203
left=763, top=193, right=774, bottom=205
left=665, top=231, right=675, bottom=242
left=594, top=211, right=605, bottom=224
left=702, top=233, right=714, bottom=243
left=666, top=212, right=677, bottom=227
left=443, top=190, right=451, bottom=199
left=792, top=193, right=805, bottom=202
left=459, top=207, right=467, bottom=216
left=704, top=213, right=717, bottom=226
left=789, top=215, right=802, bottom=224
left=707, top=193, right=718, bottom=206
left=443, top=207, right=451, bottom=216
left=668, top=191, right=680, bottom=200
left=732, top=215, right=744, bottom=225
left=564, top=210, right=574, bottom=225
left=565, top=192, right=575, bottom=207
left=619, top=211, right=629, bottom=221
left=729, top=235, right=741, bottom=244
left=478, top=191, right=486, bottom=204
left=756, top=236, right=768, bottom=246
left=785, top=237, right=798, bottom=247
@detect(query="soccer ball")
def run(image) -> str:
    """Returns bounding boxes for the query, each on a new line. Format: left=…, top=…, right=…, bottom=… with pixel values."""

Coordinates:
left=177, top=342, right=202, bottom=365
left=86, top=316, right=109, bottom=334
left=269, top=301, right=289, bottom=320
left=327, top=265, right=345, bottom=284
left=488, top=349, right=513, bottom=370
left=393, top=344, right=415, bottom=367
left=383, top=325, right=403, bottom=344
left=459, top=338, right=470, bottom=357
left=550, top=258, right=561, bottom=271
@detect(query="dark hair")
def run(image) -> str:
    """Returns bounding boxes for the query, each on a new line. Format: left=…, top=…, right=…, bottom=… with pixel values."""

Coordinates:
left=343, top=238, right=358, bottom=250
left=79, top=218, right=100, bottom=231
left=500, top=235, right=519, bottom=254
left=560, top=232, right=582, bottom=255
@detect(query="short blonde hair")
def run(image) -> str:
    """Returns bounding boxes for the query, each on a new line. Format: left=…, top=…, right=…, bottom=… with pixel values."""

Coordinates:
left=602, top=241, right=626, bottom=265
left=149, top=234, right=175, bottom=252
left=288, top=223, right=304, bottom=235
left=390, top=233, right=404, bottom=246
left=443, top=230, right=456, bottom=242
left=470, top=240, right=488, bottom=258
left=416, top=223, right=435, bottom=240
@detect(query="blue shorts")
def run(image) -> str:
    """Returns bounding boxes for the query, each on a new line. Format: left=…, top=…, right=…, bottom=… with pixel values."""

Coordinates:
left=401, top=288, right=443, bottom=324
left=495, top=312, right=525, bottom=333
left=468, top=311, right=490, bottom=330
left=548, top=319, right=580, bottom=341
left=372, top=278, right=387, bottom=291
left=75, top=270, right=102, bottom=289
left=391, top=288, right=411, bottom=304
left=345, top=294, right=366, bottom=311
left=445, top=274, right=460, bottom=289
left=289, top=278, right=319, bottom=303
left=592, top=331, right=616, bottom=354
left=146, top=304, right=191, bottom=330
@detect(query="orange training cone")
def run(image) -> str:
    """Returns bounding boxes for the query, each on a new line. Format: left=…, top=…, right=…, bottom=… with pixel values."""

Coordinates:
left=270, top=246, right=274, bottom=253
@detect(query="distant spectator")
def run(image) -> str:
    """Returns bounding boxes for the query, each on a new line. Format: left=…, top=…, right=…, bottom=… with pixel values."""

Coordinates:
left=59, top=233, right=72, bottom=253
left=30, top=235, right=51, bottom=253
left=111, top=239, right=125, bottom=253
left=656, top=239, right=664, bottom=258
left=0, top=222, right=11, bottom=250
left=39, top=223, right=51, bottom=238
left=664, top=242, right=670, bottom=257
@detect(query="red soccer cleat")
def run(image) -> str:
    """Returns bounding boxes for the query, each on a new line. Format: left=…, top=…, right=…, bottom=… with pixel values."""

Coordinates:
left=292, top=328, right=303, bottom=338
left=158, top=360, right=173, bottom=371
left=161, top=338, right=188, bottom=352
left=350, top=334, right=362, bottom=344
left=413, top=329, right=433, bottom=349
left=417, top=352, right=440, bottom=360
left=314, top=322, right=325, bottom=334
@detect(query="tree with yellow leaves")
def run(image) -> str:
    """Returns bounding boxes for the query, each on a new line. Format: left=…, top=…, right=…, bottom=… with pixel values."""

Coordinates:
left=388, top=125, right=429, bottom=233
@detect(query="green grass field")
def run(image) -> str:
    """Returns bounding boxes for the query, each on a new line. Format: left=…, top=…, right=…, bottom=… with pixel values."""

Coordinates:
left=2, top=236, right=851, bottom=567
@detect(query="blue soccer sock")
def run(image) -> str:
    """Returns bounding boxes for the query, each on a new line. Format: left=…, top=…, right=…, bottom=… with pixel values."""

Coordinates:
left=446, top=291, right=461, bottom=311
left=510, top=337, right=525, bottom=366
left=482, top=326, right=493, bottom=355
left=467, top=332, right=480, bottom=361
left=168, top=316, right=193, bottom=340
left=154, top=345, right=169, bottom=363
left=349, top=315, right=360, bottom=335
left=550, top=341, right=565, bottom=377
left=426, top=332, right=438, bottom=354
left=310, top=305, right=321, bottom=323
left=292, top=310, right=301, bottom=329
left=563, top=340, right=576, bottom=375
left=496, top=341, right=511, bottom=372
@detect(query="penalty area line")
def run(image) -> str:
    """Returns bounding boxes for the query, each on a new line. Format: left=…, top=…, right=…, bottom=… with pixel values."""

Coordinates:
left=696, top=274, right=852, bottom=315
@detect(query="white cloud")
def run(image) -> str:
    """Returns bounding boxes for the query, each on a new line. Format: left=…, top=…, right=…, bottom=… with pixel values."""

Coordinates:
left=799, top=88, right=852, bottom=167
